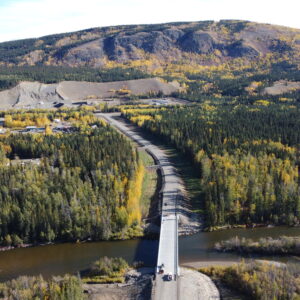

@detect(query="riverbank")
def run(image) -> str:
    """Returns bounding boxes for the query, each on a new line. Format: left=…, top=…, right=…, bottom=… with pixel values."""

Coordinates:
left=83, top=268, right=154, bottom=300
left=205, top=223, right=300, bottom=232
left=181, top=260, right=240, bottom=269
left=199, top=260, right=300, bottom=300
left=0, top=244, right=30, bottom=252
left=0, top=234, right=154, bottom=253
left=1, top=222, right=298, bottom=254
left=0, top=242, right=52, bottom=252
left=215, top=236, right=300, bottom=256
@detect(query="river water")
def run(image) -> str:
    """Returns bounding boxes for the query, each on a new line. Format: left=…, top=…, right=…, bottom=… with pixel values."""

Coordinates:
left=0, top=226, right=299, bottom=282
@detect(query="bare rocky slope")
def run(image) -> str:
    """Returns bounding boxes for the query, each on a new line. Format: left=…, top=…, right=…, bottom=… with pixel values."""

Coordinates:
left=0, top=78, right=180, bottom=109
left=263, top=80, right=300, bottom=95
left=0, top=20, right=299, bottom=108
left=1, top=20, right=299, bottom=67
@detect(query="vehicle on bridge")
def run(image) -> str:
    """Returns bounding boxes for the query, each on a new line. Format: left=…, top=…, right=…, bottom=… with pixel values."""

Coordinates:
left=164, top=272, right=173, bottom=281
left=159, top=263, right=165, bottom=274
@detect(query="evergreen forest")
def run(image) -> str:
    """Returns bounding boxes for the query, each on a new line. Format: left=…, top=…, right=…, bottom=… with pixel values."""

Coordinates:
left=0, top=110, right=144, bottom=247
left=122, top=103, right=300, bottom=228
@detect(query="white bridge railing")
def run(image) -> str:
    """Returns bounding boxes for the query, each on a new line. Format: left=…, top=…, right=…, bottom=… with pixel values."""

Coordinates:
left=156, top=187, right=179, bottom=278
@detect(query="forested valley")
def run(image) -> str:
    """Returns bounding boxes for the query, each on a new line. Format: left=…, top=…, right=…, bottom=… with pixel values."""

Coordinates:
left=1, top=18, right=300, bottom=300
left=122, top=102, right=300, bottom=229
left=0, top=109, right=144, bottom=247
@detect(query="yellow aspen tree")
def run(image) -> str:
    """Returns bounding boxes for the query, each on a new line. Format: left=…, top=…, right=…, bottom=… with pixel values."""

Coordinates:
left=126, top=163, right=145, bottom=226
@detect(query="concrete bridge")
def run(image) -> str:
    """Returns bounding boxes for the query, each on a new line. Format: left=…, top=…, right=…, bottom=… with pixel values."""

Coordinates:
left=96, top=113, right=180, bottom=299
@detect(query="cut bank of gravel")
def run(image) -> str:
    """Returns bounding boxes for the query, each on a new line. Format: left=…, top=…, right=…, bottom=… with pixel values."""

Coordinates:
left=0, top=78, right=180, bottom=109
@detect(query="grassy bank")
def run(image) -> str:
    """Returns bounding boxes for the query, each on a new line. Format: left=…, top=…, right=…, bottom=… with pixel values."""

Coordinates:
left=81, top=257, right=129, bottom=284
left=215, top=236, right=300, bottom=256
left=138, top=149, right=158, bottom=219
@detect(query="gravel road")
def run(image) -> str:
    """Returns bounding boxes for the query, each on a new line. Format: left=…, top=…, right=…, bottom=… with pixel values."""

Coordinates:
left=96, top=113, right=220, bottom=300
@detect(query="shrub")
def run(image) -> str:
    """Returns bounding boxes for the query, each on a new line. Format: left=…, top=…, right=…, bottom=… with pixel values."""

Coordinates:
left=88, top=256, right=129, bottom=277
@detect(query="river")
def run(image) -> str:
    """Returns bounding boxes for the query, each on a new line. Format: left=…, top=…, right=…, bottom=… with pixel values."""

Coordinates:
left=0, top=226, right=299, bottom=282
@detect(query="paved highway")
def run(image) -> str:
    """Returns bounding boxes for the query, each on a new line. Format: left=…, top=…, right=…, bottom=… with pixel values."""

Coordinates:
left=96, top=113, right=180, bottom=300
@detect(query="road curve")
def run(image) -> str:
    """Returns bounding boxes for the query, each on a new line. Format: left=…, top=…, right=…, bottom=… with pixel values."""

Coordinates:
left=97, top=112, right=180, bottom=300
left=96, top=112, right=220, bottom=300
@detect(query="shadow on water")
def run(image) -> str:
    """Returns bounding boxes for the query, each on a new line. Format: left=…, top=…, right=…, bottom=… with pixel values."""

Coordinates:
left=0, top=238, right=159, bottom=282
left=132, top=238, right=159, bottom=267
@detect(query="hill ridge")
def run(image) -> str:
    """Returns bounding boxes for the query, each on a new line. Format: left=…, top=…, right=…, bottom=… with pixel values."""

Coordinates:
left=0, top=20, right=299, bottom=67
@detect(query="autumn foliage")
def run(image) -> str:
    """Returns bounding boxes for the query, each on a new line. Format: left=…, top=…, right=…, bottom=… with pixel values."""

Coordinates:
left=123, top=103, right=300, bottom=228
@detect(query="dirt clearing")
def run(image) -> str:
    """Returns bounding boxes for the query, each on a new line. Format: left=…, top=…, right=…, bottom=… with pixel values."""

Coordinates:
left=0, top=78, right=181, bottom=110
left=179, top=267, right=220, bottom=300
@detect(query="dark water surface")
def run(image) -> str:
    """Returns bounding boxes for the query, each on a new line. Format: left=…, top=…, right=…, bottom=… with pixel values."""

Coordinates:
left=0, top=227, right=299, bottom=282
left=0, top=239, right=158, bottom=282
left=179, top=226, right=300, bottom=265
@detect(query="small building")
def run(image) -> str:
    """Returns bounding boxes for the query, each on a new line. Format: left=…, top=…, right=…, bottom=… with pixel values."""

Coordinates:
left=54, top=103, right=64, bottom=108
left=73, top=101, right=88, bottom=106
left=25, top=126, right=45, bottom=133
left=53, top=125, right=74, bottom=133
